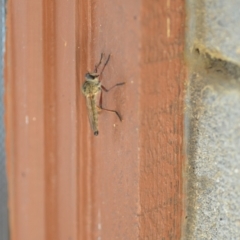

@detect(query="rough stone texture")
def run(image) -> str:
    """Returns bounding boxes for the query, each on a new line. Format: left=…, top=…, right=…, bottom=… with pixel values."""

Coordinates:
left=185, top=0, right=240, bottom=238
left=187, top=0, right=240, bottom=64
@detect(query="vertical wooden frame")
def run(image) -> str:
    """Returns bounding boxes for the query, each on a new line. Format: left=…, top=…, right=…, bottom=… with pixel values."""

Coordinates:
left=5, top=0, right=186, bottom=239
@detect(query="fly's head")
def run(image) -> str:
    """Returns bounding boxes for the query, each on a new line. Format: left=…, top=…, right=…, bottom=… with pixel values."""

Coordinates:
left=85, top=72, right=100, bottom=83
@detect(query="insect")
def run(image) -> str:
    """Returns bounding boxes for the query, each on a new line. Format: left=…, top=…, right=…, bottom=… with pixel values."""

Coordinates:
left=82, top=53, right=125, bottom=136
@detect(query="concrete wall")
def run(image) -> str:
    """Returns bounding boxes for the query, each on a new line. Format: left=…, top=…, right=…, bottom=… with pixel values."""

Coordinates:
left=185, top=0, right=240, bottom=239
left=0, top=0, right=8, bottom=239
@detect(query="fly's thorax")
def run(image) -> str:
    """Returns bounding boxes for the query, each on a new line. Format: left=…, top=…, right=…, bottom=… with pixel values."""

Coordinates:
left=82, top=73, right=101, bottom=97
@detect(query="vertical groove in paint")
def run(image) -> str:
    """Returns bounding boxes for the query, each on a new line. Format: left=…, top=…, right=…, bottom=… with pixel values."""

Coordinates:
left=42, top=1, right=58, bottom=239
left=78, top=0, right=94, bottom=239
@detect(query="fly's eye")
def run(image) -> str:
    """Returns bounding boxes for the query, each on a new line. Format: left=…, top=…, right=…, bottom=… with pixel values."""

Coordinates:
left=85, top=73, right=95, bottom=80
left=85, top=73, right=99, bottom=81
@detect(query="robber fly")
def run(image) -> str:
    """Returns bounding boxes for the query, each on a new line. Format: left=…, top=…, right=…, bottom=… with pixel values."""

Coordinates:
left=82, top=53, right=125, bottom=136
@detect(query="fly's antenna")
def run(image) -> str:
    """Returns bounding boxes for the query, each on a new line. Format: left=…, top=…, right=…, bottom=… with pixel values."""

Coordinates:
left=99, top=54, right=111, bottom=78
left=94, top=53, right=104, bottom=73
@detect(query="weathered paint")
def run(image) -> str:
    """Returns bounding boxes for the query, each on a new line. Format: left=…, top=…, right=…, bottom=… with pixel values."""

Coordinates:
left=139, top=0, right=185, bottom=239
left=6, top=0, right=185, bottom=239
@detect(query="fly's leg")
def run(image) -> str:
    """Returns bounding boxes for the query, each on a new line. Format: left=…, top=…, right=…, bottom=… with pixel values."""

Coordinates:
left=98, top=91, right=122, bottom=121
left=99, top=82, right=125, bottom=120
left=101, top=82, right=125, bottom=92
left=94, top=53, right=104, bottom=73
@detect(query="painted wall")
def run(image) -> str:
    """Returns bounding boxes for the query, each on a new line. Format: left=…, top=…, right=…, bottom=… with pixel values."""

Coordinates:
left=5, top=0, right=185, bottom=239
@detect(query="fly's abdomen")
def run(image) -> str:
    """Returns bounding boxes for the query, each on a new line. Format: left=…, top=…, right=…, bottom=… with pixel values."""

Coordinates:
left=86, top=95, right=99, bottom=136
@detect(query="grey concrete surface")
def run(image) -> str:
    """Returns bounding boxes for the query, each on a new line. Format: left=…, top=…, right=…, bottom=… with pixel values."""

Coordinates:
left=187, top=0, right=240, bottom=65
left=185, top=52, right=240, bottom=239
left=185, top=1, right=240, bottom=239
left=0, top=1, right=8, bottom=240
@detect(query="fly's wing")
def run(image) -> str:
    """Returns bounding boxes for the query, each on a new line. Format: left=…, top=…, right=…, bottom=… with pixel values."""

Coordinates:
left=85, top=95, right=99, bottom=136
